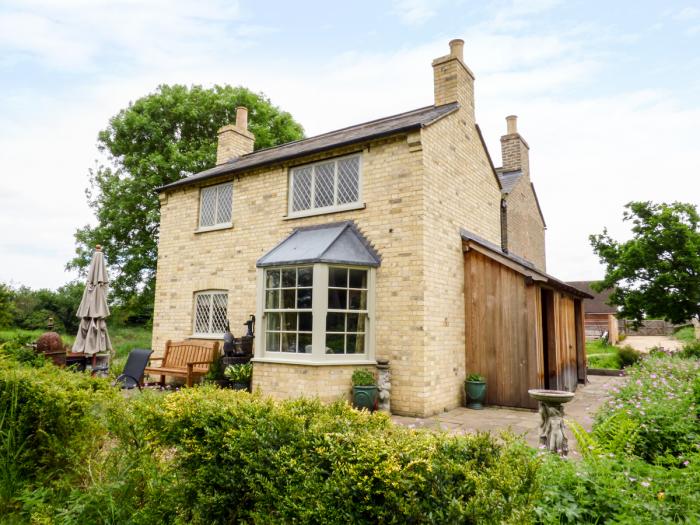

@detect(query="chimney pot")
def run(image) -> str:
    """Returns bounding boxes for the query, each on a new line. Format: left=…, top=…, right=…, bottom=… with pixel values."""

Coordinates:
left=449, top=38, right=464, bottom=61
left=236, top=106, right=249, bottom=131
left=506, top=115, right=518, bottom=135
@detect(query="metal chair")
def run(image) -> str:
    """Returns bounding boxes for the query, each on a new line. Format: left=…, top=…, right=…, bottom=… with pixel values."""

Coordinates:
left=114, top=348, right=153, bottom=390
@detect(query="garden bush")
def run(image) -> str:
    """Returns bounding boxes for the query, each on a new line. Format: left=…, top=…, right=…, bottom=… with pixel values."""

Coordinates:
left=595, top=356, right=700, bottom=464
left=0, top=351, right=117, bottom=513
left=617, top=345, right=641, bottom=367
left=130, top=387, right=540, bottom=524
left=679, top=340, right=700, bottom=359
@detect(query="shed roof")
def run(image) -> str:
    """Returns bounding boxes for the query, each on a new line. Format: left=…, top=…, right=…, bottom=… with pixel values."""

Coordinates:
left=566, top=281, right=618, bottom=314
left=159, top=103, right=459, bottom=192
left=257, top=221, right=381, bottom=268
left=460, top=229, right=593, bottom=299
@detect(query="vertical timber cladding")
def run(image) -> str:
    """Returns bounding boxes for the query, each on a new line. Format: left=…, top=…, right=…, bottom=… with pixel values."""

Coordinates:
left=551, top=292, right=579, bottom=392
left=464, top=250, right=543, bottom=409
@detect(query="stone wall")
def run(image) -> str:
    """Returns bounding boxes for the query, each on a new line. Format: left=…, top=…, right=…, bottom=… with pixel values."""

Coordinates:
left=153, top=135, right=430, bottom=415
left=504, top=175, right=546, bottom=270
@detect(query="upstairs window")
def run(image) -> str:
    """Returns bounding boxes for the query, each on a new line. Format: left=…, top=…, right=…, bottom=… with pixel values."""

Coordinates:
left=289, top=154, right=361, bottom=216
left=199, top=182, right=232, bottom=229
left=193, top=291, right=228, bottom=336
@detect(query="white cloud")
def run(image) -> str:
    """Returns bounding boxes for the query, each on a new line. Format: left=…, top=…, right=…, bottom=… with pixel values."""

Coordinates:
left=392, top=0, right=439, bottom=25
left=0, top=1, right=698, bottom=290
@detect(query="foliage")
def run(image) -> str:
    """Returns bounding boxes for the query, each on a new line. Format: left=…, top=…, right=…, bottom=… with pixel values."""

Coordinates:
left=617, top=345, right=641, bottom=367
left=466, top=372, right=486, bottom=382
left=590, top=201, right=700, bottom=326
left=204, top=355, right=225, bottom=382
left=586, top=339, right=621, bottom=369
left=130, top=387, right=539, bottom=524
left=535, top=451, right=700, bottom=524
left=5, top=282, right=84, bottom=333
left=223, top=363, right=252, bottom=383
left=679, top=340, right=700, bottom=359
left=0, top=285, right=15, bottom=329
left=69, top=84, right=305, bottom=312
left=674, top=325, right=697, bottom=344
left=596, top=355, right=700, bottom=464
left=0, top=351, right=117, bottom=513
left=351, top=368, right=376, bottom=386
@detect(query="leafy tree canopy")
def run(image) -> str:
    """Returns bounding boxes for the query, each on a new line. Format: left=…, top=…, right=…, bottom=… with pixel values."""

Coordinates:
left=69, top=84, right=305, bottom=312
left=590, top=201, right=700, bottom=325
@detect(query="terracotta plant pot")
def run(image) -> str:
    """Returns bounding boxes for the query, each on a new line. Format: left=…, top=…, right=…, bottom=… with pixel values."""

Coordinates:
left=352, top=385, right=378, bottom=411
left=466, top=380, right=487, bottom=410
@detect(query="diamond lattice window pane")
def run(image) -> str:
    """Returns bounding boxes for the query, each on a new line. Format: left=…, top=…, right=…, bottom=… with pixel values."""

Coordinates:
left=194, top=294, right=211, bottom=333
left=292, top=167, right=312, bottom=212
left=199, top=187, right=216, bottom=227
left=337, top=157, right=359, bottom=204
left=216, top=183, right=232, bottom=223
left=211, top=293, right=228, bottom=333
left=314, top=162, right=335, bottom=208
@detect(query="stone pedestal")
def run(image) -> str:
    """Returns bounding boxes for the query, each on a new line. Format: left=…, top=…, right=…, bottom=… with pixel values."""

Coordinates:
left=377, top=359, right=391, bottom=413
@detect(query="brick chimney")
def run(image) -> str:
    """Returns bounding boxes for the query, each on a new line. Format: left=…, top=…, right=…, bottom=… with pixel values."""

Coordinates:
left=500, top=115, right=529, bottom=176
left=432, top=39, right=475, bottom=114
left=216, top=106, right=255, bottom=165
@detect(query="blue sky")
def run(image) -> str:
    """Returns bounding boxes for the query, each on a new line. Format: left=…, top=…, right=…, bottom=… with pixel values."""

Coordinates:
left=1, top=0, right=699, bottom=289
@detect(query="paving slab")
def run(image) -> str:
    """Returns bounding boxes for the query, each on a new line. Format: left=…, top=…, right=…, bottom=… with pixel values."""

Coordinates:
left=392, top=375, right=625, bottom=450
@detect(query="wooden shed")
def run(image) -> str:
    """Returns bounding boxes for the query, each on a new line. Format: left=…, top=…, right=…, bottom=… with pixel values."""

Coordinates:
left=461, top=230, right=592, bottom=410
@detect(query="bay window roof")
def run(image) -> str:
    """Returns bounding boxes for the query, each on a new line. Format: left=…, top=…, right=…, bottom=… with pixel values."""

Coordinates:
left=257, top=221, right=381, bottom=268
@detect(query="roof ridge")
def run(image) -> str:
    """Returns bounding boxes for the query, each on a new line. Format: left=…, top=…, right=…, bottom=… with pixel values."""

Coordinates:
left=227, top=103, right=456, bottom=164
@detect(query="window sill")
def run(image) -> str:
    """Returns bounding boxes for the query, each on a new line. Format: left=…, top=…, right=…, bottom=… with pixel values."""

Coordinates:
left=188, top=334, right=224, bottom=340
left=252, top=356, right=376, bottom=367
left=284, top=203, right=365, bottom=221
left=195, top=223, right=233, bottom=234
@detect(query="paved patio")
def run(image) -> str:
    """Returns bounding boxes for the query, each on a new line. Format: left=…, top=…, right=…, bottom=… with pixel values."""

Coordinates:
left=392, top=375, right=625, bottom=449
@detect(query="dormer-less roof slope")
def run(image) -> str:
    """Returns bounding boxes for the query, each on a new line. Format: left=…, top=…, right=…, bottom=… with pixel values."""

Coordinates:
left=158, top=103, right=460, bottom=192
left=566, top=281, right=618, bottom=314
left=496, top=168, right=523, bottom=194
left=257, top=221, right=381, bottom=268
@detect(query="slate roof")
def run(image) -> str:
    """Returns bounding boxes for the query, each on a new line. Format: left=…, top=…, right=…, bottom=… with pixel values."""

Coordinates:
left=460, top=228, right=593, bottom=299
left=158, top=102, right=460, bottom=192
left=496, top=168, right=523, bottom=194
left=257, top=221, right=381, bottom=268
left=566, top=281, right=618, bottom=314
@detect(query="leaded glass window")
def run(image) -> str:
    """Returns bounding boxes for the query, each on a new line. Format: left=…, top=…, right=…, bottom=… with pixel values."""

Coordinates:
left=199, top=182, right=232, bottom=228
left=193, top=291, right=228, bottom=336
left=289, top=154, right=361, bottom=214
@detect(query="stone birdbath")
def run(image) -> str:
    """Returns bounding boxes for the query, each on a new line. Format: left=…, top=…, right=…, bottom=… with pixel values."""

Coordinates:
left=528, top=389, right=575, bottom=456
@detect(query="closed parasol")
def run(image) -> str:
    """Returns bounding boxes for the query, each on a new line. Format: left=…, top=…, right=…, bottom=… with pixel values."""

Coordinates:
left=73, top=245, right=112, bottom=355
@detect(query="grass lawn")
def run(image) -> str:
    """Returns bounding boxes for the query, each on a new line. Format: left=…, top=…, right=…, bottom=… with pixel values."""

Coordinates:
left=0, top=325, right=152, bottom=374
left=586, top=339, right=621, bottom=369
left=674, top=325, right=697, bottom=344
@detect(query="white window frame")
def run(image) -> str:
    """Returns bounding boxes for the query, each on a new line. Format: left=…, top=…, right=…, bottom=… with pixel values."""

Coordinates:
left=197, top=182, right=233, bottom=231
left=287, top=154, right=363, bottom=219
left=254, top=264, right=376, bottom=365
left=192, top=290, right=229, bottom=338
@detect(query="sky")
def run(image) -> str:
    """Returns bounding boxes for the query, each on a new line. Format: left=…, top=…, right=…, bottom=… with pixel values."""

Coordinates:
left=1, top=0, right=699, bottom=290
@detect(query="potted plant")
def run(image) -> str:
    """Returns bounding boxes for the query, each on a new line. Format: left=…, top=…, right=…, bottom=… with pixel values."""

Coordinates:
left=351, top=369, right=378, bottom=411
left=224, top=363, right=253, bottom=391
left=465, top=373, right=487, bottom=410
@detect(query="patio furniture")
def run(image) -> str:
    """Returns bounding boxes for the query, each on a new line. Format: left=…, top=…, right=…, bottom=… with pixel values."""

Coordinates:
left=144, top=340, right=220, bottom=387
left=114, top=348, right=153, bottom=390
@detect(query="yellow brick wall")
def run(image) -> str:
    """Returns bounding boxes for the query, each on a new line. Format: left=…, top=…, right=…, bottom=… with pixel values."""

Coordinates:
left=252, top=362, right=360, bottom=403
left=153, top=136, right=429, bottom=415
left=419, top=106, right=503, bottom=416
left=505, top=176, right=547, bottom=270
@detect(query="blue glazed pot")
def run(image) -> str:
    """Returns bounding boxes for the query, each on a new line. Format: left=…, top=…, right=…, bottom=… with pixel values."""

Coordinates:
left=466, top=381, right=487, bottom=409
left=353, top=385, right=378, bottom=411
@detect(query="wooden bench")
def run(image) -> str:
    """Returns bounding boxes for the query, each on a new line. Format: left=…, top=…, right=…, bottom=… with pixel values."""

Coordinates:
left=144, top=339, right=220, bottom=387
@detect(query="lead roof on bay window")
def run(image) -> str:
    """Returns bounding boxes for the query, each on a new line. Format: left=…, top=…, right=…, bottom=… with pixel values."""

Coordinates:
left=257, top=221, right=381, bottom=268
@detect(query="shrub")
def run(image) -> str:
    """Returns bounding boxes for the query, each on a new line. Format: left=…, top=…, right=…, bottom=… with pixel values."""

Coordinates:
left=224, top=363, right=252, bottom=383
left=596, top=356, right=700, bottom=463
left=679, top=340, right=700, bottom=359
left=0, top=358, right=116, bottom=510
left=351, top=368, right=375, bottom=386
left=536, top=452, right=700, bottom=524
left=618, top=345, right=641, bottom=367
left=466, top=372, right=485, bottom=382
left=130, top=387, right=539, bottom=523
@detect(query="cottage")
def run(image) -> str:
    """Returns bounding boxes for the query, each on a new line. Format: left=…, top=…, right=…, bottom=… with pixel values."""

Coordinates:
left=567, top=281, right=619, bottom=344
left=152, top=39, right=591, bottom=416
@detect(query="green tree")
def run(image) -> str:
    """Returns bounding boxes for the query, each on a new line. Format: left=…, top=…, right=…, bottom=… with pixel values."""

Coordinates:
left=69, top=84, right=304, bottom=310
left=590, top=201, right=700, bottom=326
left=0, top=283, right=15, bottom=327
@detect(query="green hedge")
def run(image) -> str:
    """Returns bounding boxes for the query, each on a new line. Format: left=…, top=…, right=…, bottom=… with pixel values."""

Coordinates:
left=130, top=387, right=539, bottom=524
